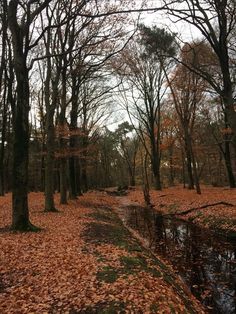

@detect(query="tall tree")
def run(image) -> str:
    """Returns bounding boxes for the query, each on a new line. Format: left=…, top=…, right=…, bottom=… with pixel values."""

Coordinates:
left=0, top=0, right=9, bottom=196
left=164, top=0, right=236, bottom=151
left=7, top=0, right=53, bottom=230
left=116, top=122, right=139, bottom=186
left=117, top=25, right=176, bottom=190
left=169, top=43, right=207, bottom=193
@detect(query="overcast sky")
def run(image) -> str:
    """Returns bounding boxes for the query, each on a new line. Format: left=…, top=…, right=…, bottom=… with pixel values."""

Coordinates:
left=140, top=9, right=203, bottom=43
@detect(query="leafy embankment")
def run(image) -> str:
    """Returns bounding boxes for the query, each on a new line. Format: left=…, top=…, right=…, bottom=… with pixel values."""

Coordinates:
left=0, top=192, right=204, bottom=313
left=127, top=186, right=236, bottom=237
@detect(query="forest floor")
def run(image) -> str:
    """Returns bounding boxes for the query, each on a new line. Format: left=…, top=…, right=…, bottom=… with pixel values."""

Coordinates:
left=0, top=191, right=204, bottom=314
left=127, top=185, right=236, bottom=237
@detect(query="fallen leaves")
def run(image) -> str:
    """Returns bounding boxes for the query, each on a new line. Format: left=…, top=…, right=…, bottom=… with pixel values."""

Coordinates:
left=0, top=191, right=204, bottom=313
left=127, top=185, right=236, bottom=233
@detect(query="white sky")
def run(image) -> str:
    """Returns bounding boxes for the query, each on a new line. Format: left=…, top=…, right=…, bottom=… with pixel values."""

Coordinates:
left=139, top=8, right=203, bottom=43
left=107, top=8, right=204, bottom=131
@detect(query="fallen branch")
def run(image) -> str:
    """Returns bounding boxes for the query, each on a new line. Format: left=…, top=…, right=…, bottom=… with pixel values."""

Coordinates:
left=175, top=201, right=234, bottom=216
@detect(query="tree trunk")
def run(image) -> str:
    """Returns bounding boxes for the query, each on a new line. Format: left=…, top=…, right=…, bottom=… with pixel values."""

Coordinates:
left=150, top=137, right=161, bottom=190
left=44, top=107, right=57, bottom=211
left=0, top=84, right=7, bottom=196
left=168, top=146, right=174, bottom=186
left=152, top=155, right=162, bottom=190
left=0, top=2, right=7, bottom=196
left=184, top=131, right=194, bottom=189
left=81, top=131, right=88, bottom=192
left=75, top=158, right=83, bottom=195
left=43, top=21, right=61, bottom=211
left=128, top=166, right=135, bottom=186
left=11, top=64, right=35, bottom=229
left=81, top=158, right=88, bottom=192
left=69, top=153, right=77, bottom=199
left=191, top=145, right=201, bottom=194
left=68, top=71, right=82, bottom=197
left=224, top=140, right=236, bottom=188
left=60, top=156, right=67, bottom=204
left=8, top=1, right=35, bottom=230
left=220, top=51, right=236, bottom=151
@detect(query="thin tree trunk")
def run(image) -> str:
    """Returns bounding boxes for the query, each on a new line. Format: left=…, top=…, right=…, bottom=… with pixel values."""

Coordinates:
left=191, top=145, right=201, bottom=194
left=44, top=107, right=57, bottom=211
left=59, top=66, right=68, bottom=204
left=184, top=131, right=194, bottom=189
left=151, top=143, right=161, bottom=190
left=224, top=140, right=235, bottom=188
left=60, top=156, right=67, bottom=204
left=0, top=83, right=7, bottom=196
left=168, top=146, right=174, bottom=186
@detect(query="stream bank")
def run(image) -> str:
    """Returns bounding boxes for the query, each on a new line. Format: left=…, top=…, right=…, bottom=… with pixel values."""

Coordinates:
left=127, top=186, right=236, bottom=239
left=116, top=196, right=236, bottom=314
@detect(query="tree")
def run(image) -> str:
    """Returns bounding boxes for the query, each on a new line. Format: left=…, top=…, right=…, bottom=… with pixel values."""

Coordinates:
left=164, top=0, right=236, bottom=151
left=116, top=122, right=139, bottom=186
left=0, top=0, right=9, bottom=196
left=169, top=43, right=208, bottom=193
left=7, top=0, right=53, bottom=230
left=117, top=25, right=176, bottom=190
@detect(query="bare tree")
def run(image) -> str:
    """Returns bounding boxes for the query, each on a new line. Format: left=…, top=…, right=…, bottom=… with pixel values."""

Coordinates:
left=116, top=26, right=176, bottom=190
left=7, top=0, right=54, bottom=230
left=164, top=0, right=236, bottom=149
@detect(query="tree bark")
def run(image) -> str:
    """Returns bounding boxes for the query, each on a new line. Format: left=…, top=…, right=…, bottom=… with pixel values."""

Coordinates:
left=8, top=0, right=36, bottom=230
left=184, top=130, right=194, bottom=189
left=11, top=66, right=32, bottom=230
left=224, top=139, right=235, bottom=188
left=44, top=106, right=57, bottom=211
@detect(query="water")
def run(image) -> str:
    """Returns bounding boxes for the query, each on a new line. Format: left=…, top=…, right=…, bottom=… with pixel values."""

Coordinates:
left=120, top=204, right=236, bottom=313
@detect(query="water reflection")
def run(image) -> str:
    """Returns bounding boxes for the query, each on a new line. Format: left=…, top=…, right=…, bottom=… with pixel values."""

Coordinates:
left=123, top=205, right=236, bottom=314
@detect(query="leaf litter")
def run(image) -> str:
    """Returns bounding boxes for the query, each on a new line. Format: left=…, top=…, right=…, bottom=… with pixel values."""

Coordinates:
left=0, top=191, right=205, bottom=313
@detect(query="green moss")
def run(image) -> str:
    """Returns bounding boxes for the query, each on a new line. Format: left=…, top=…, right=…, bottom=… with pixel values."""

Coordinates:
left=120, top=255, right=147, bottom=268
left=147, top=267, right=162, bottom=278
left=97, top=266, right=118, bottom=283
left=88, top=210, right=121, bottom=224
left=169, top=303, right=176, bottom=313
left=150, top=303, right=159, bottom=313
left=119, top=255, right=162, bottom=278
left=83, top=222, right=129, bottom=248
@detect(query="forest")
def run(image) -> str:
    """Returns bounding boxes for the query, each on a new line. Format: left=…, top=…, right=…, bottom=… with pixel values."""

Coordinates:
left=0, top=0, right=236, bottom=313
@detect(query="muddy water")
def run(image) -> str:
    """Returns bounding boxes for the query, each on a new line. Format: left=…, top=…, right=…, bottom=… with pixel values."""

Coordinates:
left=118, top=203, right=236, bottom=313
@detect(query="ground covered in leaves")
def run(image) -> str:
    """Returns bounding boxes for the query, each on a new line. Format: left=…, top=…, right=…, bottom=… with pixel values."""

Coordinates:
left=0, top=192, right=204, bottom=313
left=127, top=185, right=236, bottom=237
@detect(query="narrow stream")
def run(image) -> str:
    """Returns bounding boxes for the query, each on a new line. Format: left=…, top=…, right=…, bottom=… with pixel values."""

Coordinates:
left=119, top=203, right=236, bottom=313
